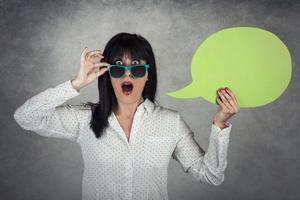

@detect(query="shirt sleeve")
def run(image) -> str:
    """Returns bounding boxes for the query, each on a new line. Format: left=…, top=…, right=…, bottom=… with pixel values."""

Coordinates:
left=13, top=79, right=84, bottom=143
left=171, top=112, right=232, bottom=186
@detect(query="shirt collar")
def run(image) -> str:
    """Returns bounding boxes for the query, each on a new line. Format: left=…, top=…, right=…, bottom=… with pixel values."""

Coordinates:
left=142, top=98, right=155, bottom=115
left=108, top=98, right=156, bottom=126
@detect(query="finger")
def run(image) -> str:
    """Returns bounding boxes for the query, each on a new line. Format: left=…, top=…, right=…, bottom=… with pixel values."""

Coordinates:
left=81, top=46, right=88, bottom=54
left=225, top=88, right=238, bottom=103
left=216, top=96, right=228, bottom=111
left=221, top=90, right=237, bottom=110
left=91, top=64, right=109, bottom=73
left=90, top=54, right=104, bottom=61
left=225, top=88, right=239, bottom=109
left=88, top=64, right=106, bottom=75
left=85, top=50, right=102, bottom=60
left=223, top=88, right=239, bottom=111
left=94, top=62, right=110, bottom=67
left=217, top=95, right=230, bottom=111
left=96, top=67, right=109, bottom=77
left=91, top=55, right=104, bottom=64
left=217, top=90, right=233, bottom=111
left=81, top=47, right=88, bottom=63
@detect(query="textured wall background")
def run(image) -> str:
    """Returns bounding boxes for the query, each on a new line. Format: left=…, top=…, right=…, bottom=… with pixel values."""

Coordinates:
left=2, top=0, right=300, bottom=199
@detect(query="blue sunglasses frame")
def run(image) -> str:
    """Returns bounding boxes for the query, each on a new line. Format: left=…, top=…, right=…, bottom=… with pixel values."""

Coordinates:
left=107, top=64, right=150, bottom=78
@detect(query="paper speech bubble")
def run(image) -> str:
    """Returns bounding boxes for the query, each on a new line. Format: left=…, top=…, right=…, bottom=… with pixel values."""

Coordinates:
left=166, top=27, right=292, bottom=108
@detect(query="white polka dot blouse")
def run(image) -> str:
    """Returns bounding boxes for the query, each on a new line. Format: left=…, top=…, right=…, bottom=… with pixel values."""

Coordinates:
left=13, top=79, right=232, bottom=200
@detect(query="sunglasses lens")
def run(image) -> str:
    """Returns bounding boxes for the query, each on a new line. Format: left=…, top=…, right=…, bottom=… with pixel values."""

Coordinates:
left=131, top=65, right=147, bottom=77
left=110, top=66, right=125, bottom=78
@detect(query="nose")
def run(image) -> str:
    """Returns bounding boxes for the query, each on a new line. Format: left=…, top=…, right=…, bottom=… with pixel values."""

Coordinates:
left=124, top=69, right=134, bottom=78
left=122, top=58, right=134, bottom=78
left=123, top=57, right=132, bottom=66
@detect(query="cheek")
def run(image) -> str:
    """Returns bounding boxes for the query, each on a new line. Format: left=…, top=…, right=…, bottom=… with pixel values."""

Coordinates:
left=136, top=78, right=148, bottom=90
left=111, top=79, right=120, bottom=90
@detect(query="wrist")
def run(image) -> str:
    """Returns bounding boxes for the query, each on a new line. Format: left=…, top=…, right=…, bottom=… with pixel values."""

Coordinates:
left=213, top=120, right=227, bottom=130
left=71, top=79, right=82, bottom=92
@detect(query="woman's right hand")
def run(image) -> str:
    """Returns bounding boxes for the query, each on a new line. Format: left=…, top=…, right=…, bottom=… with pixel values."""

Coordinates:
left=71, top=47, right=110, bottom=92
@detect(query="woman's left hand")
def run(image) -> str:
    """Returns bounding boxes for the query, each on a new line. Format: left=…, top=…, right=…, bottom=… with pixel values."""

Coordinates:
left=213, top=87, right=240, bottom=129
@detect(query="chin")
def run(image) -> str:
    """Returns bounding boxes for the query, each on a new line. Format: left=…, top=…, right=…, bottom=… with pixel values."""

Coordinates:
left=117, top=92, right=142, bottom=104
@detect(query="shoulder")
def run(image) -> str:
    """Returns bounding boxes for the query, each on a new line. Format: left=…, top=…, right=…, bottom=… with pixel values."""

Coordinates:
left=60, top=103, right=92, bottom=124
left=147, top=103, right=180, bottom=139
left=152, top=103, right=179, bottom=121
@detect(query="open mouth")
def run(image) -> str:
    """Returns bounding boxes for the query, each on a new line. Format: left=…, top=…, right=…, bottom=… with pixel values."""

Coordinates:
left=121, top=82, right=134, bottom=95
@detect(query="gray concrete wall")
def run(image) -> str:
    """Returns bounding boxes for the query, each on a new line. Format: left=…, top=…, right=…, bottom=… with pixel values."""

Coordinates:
left=2, top=0, right=300, bottom=199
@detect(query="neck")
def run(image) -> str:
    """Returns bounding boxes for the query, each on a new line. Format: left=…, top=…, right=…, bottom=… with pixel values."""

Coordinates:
left=114, top=97, right=145, bottom=119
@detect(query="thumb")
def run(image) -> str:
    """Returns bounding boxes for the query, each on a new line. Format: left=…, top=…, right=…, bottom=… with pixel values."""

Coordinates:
left=80, top=47, right=88, bottom=62
left=96, top=67, right=108, bottom=77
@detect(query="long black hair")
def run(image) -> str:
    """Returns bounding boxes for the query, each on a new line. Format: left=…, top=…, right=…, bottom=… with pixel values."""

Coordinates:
left=85, top=32, right=158, bottom=139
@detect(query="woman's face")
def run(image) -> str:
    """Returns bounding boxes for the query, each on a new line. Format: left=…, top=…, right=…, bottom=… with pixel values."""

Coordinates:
left=110, top=53, right=148, bottom=105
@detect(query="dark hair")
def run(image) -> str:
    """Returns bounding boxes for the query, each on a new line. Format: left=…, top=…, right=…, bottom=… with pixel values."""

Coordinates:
left=85, top=32, right=157, bottom=139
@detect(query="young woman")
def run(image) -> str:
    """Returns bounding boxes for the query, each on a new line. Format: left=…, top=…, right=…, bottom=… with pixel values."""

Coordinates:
left=14, top=33, right=239, bottom=200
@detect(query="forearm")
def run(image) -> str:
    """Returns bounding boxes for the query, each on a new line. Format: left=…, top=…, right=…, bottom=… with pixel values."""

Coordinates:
left=189, top=122, right=232, bottom=186
left=13, top=80, right=79, bottom=129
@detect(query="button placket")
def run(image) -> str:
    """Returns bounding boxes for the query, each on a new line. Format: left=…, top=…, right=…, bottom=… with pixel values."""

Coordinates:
left=125, top=145, right=133, bottom=200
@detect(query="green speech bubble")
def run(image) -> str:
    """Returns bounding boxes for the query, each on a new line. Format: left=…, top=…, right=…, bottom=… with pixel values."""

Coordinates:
left=166, top=27, right=292, bottom=108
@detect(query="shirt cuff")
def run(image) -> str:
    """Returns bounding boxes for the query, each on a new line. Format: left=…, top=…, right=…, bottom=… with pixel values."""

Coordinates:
left=211, top=121, right=232, bottom=139
left=55, top=79, right=80, bottom=99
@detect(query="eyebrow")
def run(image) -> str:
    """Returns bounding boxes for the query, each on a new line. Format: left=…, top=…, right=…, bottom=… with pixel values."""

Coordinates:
left=112, top=56, right=141, bottom=63
left=112, top=57, right=122, bottom=63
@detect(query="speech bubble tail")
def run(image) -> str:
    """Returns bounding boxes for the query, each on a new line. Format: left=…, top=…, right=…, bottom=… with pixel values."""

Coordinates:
left=166, top=83, right=201, bottom=99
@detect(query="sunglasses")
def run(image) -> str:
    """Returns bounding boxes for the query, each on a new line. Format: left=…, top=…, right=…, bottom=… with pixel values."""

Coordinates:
left=107, top=64, right=150, bottom=78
